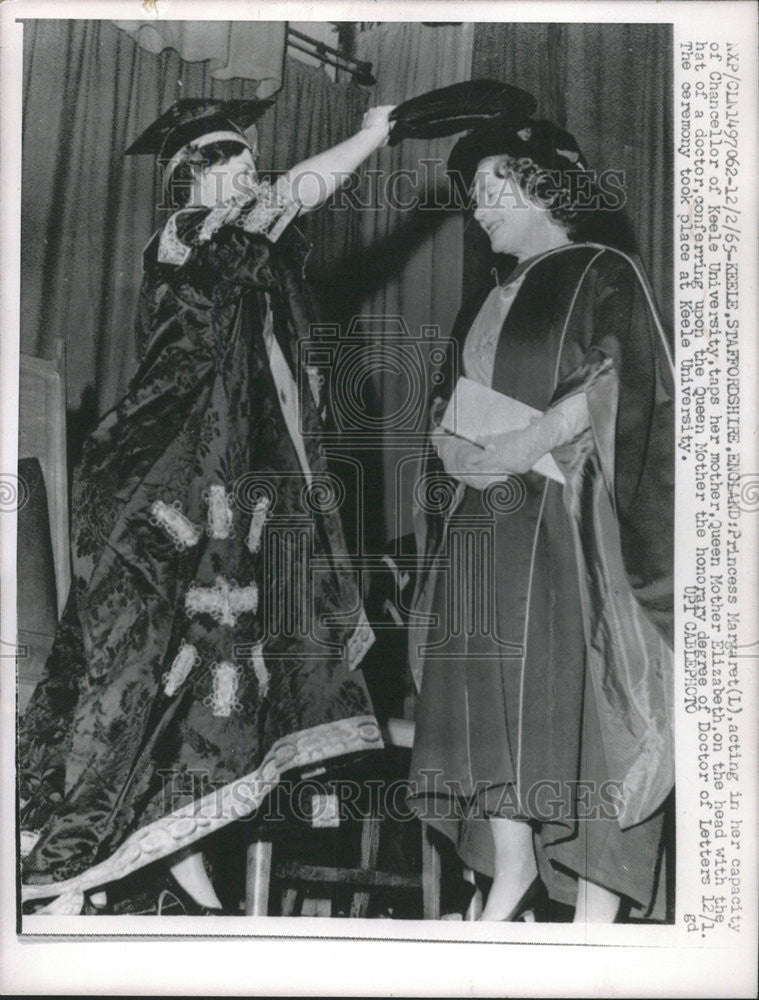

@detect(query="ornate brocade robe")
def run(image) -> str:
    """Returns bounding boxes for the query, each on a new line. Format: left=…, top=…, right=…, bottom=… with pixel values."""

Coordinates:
left=19, top=212, right=379, bottom=910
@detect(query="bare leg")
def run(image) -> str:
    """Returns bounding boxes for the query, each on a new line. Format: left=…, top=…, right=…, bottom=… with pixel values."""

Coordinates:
left=573, top=877, right=620, bottom=923
left=170, top=850, right=222, bottom=910
left=479, top=817, right=538, bottom=921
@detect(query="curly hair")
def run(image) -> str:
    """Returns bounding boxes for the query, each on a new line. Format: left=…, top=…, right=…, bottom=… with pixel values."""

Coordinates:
left=489, top=153, right=636, bottom=253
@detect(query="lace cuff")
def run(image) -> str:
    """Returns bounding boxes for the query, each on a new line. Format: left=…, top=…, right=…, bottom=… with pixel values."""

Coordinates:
left=157, top=179, right=301, bottom=265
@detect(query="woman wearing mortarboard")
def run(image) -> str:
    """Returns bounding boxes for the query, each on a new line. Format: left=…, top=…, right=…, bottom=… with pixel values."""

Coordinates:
left=19, top=98, right=395, bottom=914
left=394, top=82, right=675, bottom=921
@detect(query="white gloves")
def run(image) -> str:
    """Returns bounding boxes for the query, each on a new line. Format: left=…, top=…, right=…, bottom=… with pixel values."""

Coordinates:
left=432, top=391, right=590, bottom=490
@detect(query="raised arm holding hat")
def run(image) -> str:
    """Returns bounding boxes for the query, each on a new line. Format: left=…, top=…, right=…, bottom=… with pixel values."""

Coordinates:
left=18, top=97, right=395, bottom=916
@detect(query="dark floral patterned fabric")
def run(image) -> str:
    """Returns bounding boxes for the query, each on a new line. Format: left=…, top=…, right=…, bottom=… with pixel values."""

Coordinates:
left=19, top=214, right=377, bottom=890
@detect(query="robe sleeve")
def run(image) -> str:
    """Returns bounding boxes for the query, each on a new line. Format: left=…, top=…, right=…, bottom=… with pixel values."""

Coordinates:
left=407, top=290, right=485, bottom=691
left=551, top=248, right=675, bottom=648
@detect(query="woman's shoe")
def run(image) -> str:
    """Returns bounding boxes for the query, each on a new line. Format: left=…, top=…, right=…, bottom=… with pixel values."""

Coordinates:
left=81, top=891, right=112, bottom=915
left=503, top=876, right=549, bottom=922
left=156, top=873, right=235, bottom=916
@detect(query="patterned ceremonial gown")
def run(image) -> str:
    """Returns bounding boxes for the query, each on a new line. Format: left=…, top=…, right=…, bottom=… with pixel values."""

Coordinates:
left=19, top=211, right=379, bottom=911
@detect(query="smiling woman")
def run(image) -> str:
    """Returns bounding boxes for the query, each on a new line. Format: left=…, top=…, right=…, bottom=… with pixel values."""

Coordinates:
left=472, top=161, right=569, bottom=260
left=408, top=110, right=674, bottom=924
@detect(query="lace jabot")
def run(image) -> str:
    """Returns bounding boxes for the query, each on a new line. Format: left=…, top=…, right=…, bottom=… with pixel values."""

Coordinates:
left=156, top=178, right=301, bottom=266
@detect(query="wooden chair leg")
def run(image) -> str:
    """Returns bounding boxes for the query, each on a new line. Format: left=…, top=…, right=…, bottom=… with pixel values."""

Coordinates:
left=350, top=813, right=381, bottom=918
left=280, top=887, right=300, bottom=917
left=421, top=826, right=441, bottom=920
left=245, top=839, right=272, bottom=916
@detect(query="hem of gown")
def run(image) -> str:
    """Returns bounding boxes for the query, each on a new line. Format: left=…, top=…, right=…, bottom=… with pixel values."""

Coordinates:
left=539, top=857, right=657, bottom=912
left=21, top=714, right=382, bottom=911
left=416, top=814, right=660, bottom=913
left=409, top=802, right=571, bottom=882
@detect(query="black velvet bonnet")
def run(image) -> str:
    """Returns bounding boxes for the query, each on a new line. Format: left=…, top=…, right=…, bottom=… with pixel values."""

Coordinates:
left=447, top=118, right=589, bottom=192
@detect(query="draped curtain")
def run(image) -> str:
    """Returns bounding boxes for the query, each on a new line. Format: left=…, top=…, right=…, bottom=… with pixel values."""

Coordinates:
left=353, top=23, right=475, bottom=543
left=21, top=19, right=366, bottom=420
left=113, top=20, right=287, bottom=96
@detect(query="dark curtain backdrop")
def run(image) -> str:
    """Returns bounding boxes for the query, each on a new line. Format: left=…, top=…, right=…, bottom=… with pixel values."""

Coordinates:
left=21, top=19, right=367, bottom=418
left=467, top=22, right=673, bottom=324
left=350, top=23, right=474, bottom=546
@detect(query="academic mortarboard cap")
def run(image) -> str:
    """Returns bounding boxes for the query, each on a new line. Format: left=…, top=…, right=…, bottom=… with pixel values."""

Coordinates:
left=125, top=97, right=272, bottom=160
left=388, top=79, right=537, bottom=146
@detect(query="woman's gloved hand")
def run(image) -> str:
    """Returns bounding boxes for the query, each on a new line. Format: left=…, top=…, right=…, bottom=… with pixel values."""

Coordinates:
left=431, top=426, right=494, bottom=490
left=434, top=392, right=591, bottom=490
